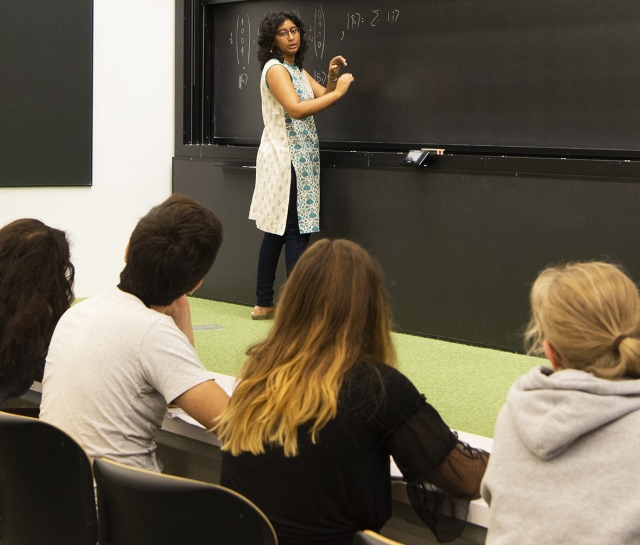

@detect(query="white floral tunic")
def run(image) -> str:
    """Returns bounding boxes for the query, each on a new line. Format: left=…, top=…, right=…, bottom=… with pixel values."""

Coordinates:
left=249, top=59, right=320, bottom=235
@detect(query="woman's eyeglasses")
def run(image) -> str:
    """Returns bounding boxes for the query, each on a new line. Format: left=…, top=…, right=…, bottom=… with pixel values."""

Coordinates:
left=276, top=27, right=299, bottom=37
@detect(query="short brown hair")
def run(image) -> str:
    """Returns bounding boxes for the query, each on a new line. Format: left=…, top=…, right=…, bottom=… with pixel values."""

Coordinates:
left=119, top=194, right=223, bottom=306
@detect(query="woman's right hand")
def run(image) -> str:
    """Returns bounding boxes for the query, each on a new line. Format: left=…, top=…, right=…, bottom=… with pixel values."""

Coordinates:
left=336, top=73, right=354, bottom=96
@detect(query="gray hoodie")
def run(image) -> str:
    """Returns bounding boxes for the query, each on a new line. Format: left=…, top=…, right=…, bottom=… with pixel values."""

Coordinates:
left=481, top=365, right=640, bottom=545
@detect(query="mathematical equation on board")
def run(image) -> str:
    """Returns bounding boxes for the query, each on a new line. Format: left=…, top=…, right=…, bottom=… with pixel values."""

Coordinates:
left=230, top=14, right=251, bottom=89
left=342, top=9, right=400, bottom=40
left=313, top=7, right=401, bottom=85
left=310, top=6, right=326, bottom=60
left=228, top=7, right=401, bottom=89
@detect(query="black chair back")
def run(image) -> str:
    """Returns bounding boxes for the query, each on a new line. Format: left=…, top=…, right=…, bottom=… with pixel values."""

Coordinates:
left=0, top=410, right=97, bottom=545
left=93, top=457, right=277, bottom=545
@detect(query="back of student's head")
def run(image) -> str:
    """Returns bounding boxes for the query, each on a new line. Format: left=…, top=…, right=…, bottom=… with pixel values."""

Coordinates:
left=525, top=261, right=640, bottom=379
left=119, top=194, right=223, bottom=307
left=219, top=238, right=396, bottom=456
left=0, top=218, right=74, bottom=385
left=272, top=238, right=394, bottom=361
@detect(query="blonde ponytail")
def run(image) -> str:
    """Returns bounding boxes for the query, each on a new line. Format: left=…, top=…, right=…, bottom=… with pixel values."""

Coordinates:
left=525, top=262, right=640, bottom=379
left=608, top=335, right=640, bottom=379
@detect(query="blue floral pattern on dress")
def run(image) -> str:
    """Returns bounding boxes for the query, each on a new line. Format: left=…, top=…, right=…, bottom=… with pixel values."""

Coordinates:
left=282, top=63, right=320, bottom=234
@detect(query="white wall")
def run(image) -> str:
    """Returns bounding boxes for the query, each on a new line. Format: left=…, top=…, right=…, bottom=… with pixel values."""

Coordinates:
left=0, top=0, right=175, bottom=297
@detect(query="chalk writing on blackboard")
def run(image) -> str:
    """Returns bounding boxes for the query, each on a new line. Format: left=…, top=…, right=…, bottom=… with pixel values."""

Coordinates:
left=310, top=6, right=326, bottom=59
left=313, top=70, right=328, bottom=85
left=233, top=14, right=251, bottom=88
left=342, top=8, right=400, bottom=39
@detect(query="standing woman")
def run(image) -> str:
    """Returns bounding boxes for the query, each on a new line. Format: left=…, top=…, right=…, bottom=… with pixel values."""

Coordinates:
left=249, top=11, right=354, bottom=319
left=0, top=219, right=74, bottom=406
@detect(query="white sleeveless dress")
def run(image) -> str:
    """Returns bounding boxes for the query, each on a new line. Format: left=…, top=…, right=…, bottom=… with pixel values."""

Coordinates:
left=249, top=59, right=320, bottom=235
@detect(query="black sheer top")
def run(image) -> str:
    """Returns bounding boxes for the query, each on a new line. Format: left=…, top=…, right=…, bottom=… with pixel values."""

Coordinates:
left=220, top=361, right=488, bottom=545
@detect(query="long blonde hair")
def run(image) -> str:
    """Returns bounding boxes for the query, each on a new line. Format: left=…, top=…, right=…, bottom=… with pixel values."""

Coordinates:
left=218, top=239, right=396, bottom=456
left=525, top=261, right=640, bottom=379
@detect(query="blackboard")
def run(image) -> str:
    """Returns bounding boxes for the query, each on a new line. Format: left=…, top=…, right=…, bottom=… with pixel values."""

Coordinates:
left=0, top=0, right=92, bottom=187
left=210, top=0, right=640, bottom=156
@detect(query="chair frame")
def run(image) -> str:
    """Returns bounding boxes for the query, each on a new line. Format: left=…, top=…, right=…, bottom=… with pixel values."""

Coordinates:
left=0, top=410, right=97, bottom=545
left=94, top=457, right=278, bottom=545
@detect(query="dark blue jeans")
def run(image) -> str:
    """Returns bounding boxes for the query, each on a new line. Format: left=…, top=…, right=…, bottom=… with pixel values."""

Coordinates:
left=255, top=167, right=311, bottom=307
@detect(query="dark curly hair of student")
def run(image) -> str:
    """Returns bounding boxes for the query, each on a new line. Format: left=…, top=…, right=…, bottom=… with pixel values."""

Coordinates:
left=119, top=194, right=223, bottom=307
left=257, top=11, right=308, bottom=70
left=0, top=219, right=75, bottom=393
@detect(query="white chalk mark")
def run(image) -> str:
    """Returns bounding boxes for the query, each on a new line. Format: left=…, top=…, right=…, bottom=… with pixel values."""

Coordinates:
left=312, top=6, right=325, bottom=59
left=235, top=15, right=240, bottom=64
left=320, top=5, right=325, bottom=59
left=312, top=8, right=318, bottom=57
left=247, top=15, right=250, bottom=64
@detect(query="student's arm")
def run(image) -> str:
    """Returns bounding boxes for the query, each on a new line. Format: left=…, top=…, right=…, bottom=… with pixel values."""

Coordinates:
left=423, top=439, right=489, bottom=499
left=388, top=403, right=489, bottom=499
left=164, top=295, right=195, bottom=347
left=172, top=380, right=230, bottom=432
left=266, top=64, right=354, bottom=119
left=387, top=408, right=488, bottom=543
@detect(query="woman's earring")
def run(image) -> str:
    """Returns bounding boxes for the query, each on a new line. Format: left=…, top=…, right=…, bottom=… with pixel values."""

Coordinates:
left=270, top=48, right=273, bottom=53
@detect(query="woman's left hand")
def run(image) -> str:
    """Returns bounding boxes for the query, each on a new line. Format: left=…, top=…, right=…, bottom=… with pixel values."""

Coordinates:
left=328, top=56, right=347, bottom=81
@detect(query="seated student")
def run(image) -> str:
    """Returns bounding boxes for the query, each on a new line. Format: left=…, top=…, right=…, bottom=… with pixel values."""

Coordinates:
left=0, top=219, right=74, bottom=407
left=40, top=194, right=229, bottom=471
left=218, top=239, right=489, bottom=545
left=481, top=262, right=640, bottom=544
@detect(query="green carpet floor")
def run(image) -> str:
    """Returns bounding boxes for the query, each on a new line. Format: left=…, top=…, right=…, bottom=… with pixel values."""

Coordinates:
left=189, top=297, right=544, bottom=438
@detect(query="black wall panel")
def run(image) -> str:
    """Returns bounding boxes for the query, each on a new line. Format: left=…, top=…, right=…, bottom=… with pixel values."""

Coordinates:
left=0, top=0, right=92, bottom=187
left=174, top=153, right=640, bottom=351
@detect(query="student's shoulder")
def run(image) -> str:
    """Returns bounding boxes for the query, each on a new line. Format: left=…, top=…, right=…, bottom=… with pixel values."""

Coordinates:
left=67, top=287, right=166, bottom=329
left=345, top=361, right=418, bottom=400
left=350, top=360, right=411, bottom=383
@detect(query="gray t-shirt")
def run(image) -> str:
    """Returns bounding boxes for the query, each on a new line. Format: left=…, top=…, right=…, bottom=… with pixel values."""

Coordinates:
left=40, top=287, right=216, bottom=471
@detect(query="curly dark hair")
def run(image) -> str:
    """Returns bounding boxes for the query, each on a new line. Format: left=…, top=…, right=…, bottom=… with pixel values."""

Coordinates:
left=257, top=11, right=308, bottom=70
left=0, top=219, right=74, bottom=392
